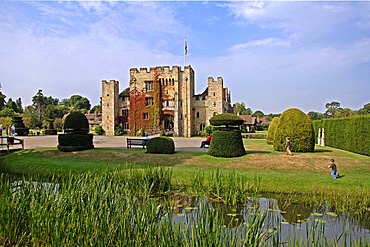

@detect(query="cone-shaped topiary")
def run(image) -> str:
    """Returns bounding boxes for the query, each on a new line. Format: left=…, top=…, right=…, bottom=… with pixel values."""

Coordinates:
left=266, top=117, right=280, bottom=145
left=273, top=108, right=315, bottom=152
left=146, top=137, right=175, bottom=154
left=208, top=130, right=246, bottom=158
left=64, top=112, right=89, bottom=134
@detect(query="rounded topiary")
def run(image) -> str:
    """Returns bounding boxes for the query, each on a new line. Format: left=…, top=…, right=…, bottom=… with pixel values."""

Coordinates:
left=146, top=137, right=175, bottom=154
left=266, top=117, right=280, bottom=145
left=208, top=130, right=246, bottom=158
left=273, top=108, right=315, bottom=152
left=64, top=112, right=89, bottom=134
left=58, top=111, right=93, bottom=152
left=209, top=113, right=244, bottom=127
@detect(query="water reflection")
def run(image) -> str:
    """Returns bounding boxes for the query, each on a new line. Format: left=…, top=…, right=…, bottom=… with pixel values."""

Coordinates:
left=172, top=194, right=370, bottom=244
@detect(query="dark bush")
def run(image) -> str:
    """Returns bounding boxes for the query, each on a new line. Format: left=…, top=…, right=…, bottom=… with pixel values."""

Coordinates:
left=146, top=137, right=175, bottom=154
left=208, top=130, right=246, bottom=158
left=266, top=117, right=280, bottom=145
left=273, top=108, right=315, bottom=152
left=57, top=133, right=94, bottom=151
left=209, top=113, right=244, bottom=127
left=64, top=112, right=89, bottom=134
left=58, top=112, right=93, bottom=152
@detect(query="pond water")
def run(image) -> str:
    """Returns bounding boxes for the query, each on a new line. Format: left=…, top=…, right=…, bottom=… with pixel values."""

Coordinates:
left=171, top=195, right=370, bottom=245
left=9, top=180, right=370, bottom=245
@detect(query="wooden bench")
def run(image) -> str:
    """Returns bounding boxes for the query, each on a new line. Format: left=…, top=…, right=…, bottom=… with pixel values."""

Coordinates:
left=126, top=138, right=148, bottom=149
left=0, top=136, right=24, bottom=153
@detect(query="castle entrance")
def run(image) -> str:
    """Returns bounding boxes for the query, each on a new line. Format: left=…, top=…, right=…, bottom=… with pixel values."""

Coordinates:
left=162, top=114, right=174, bottom=132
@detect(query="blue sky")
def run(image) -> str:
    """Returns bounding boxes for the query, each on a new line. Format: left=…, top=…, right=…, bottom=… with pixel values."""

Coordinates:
left=1, top=1, right=369, bottom=114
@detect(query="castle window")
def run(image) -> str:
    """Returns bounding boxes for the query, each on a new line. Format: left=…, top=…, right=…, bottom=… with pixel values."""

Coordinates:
left=200, top=124, right=205, bottom=131
left=145, top=81, right=153, bottom=91
left=143, top=113, right=149, bottom=119
left=123, top=122, right=129, bottom=130
left=180, top=113, right=183, bottom=120
left=122, top=109, right=129, bottom=116
left=107, top=94, right=109, bottom=96
left=213, top=102, right=216, bottom=107
left=145, top=97, right=154, bottom=106
left=172, top=78, right=175, bottom=85
left=213, top=92, right=216, bottom=96
left=166, top=90, right=169, bottom=94
left=196, top=112, right=200, bottom=118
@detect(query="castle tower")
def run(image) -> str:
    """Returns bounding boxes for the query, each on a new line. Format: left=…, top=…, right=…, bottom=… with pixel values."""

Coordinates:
left=207, top=77, right=224, bottom=123
left=102, top=80, right=119, bottom=136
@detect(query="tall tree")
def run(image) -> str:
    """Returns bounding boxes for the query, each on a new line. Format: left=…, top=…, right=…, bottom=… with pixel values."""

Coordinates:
left=325, top=101, right=341, bottom=117
left=61, top=95, right=91, bottom=113
left=16, top=98, right=23, bottom=113
left=307, top=111, right=325, bottom=120
left=234, top=102, right=252, bottom=115
left=32, top=89, right=45, bottom=122
left=0, top=91, right=6, bottom=110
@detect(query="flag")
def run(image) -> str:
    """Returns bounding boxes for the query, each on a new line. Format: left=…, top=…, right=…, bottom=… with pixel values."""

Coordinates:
left=184, top=38, right=188, bottom=56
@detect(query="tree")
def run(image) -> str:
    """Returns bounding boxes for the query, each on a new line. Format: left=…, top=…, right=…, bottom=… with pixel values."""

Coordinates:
left=307, top=111, right=325, bottom=120
left=0, top=91, right=6, bottom=110
left=61, top=95, right=91, bottom=113
left=234, top=102, right=252, bottom=115
left=358, top=103, right=370, bottom=115
left=333, top=108, right=356, bottom=118
left=253, top=110, right=264, bottom=117
left=15, top=98, right=23, bottom=113
left=32, top=89, right=45, bottom=122
left=325, top=101, right=341, bottom=117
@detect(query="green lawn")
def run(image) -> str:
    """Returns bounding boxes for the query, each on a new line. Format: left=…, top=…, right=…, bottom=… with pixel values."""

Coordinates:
left=1, top=139, right=369, bottom=196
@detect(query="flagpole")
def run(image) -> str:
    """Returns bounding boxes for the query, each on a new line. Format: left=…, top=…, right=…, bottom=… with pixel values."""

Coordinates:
left=184, top=37, right=187, bottom=68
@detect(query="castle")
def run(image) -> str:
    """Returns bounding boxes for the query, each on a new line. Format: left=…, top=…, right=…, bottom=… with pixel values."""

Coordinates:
left=101, top=65, right=233, bottom=137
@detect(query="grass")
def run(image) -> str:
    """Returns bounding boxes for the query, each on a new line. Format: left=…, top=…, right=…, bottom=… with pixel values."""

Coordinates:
left=1, top=140, right=369, bottom=192
left=1, top=136, right=370, bottom=247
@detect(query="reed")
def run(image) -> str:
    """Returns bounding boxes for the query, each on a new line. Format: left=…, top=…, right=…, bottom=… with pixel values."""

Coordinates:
left=0, top=170, right=368, bottom=246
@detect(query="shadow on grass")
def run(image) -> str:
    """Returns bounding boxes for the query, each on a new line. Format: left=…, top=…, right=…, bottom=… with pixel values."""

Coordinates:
left=314, top=149, right=333, bottom=153
left=246, top=150, right=272, bottom=154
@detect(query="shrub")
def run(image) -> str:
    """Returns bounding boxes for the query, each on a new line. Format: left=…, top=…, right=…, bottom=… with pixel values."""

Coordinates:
left=209, top=113, right=244, bottom=127
left=64, top=112, right=89, bottom=134
left=146, top=137, right=175, bottom=154
left=57, top=133, right=94, bottom=151
left=208, top=130, right=246, bottom=158
left=266, top=117, right=280, bottom=145
left=273, top=108, right=315, bottom=152
left=58, top=112, right=93, bottom=152
left=94, top=126, right=105, bottom=135
left=203, top=125, right=215, bottom=136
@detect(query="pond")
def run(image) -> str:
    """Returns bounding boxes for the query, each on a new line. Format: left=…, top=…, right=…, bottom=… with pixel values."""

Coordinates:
left=5, top=178, right=370, bottom=246
left=171, top=194, right=370, bottom=245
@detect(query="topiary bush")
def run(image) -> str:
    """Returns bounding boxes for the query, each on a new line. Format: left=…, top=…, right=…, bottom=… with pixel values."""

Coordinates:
left=208, top=114, right=246, bottom=158
left=209, top=113, right=244, bottom=127
left=273, top=108, right=315, bottom=152
left=58, top=111, right=93, bottom=152
left=266, top=117, right=280, bottom=145
left=64, top=112, right=89, bottom=134
left=146, top=137, right=175, bottom=154
left=208, top=130, right=246, bottom=158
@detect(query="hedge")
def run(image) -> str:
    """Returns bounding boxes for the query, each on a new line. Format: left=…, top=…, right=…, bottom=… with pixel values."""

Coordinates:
left=146, top=137, right=175, bottom=154
left=208, top=130, right=246, bottom=158
left=313, top=115, right=370, bottom=156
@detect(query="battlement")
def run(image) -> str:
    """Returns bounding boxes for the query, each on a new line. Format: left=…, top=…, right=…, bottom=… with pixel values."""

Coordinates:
left=102, top=79, right=119, bottom=84
left=208, top=77, right=223, bottom=84
left=130, top=65, right=193, bottom=76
